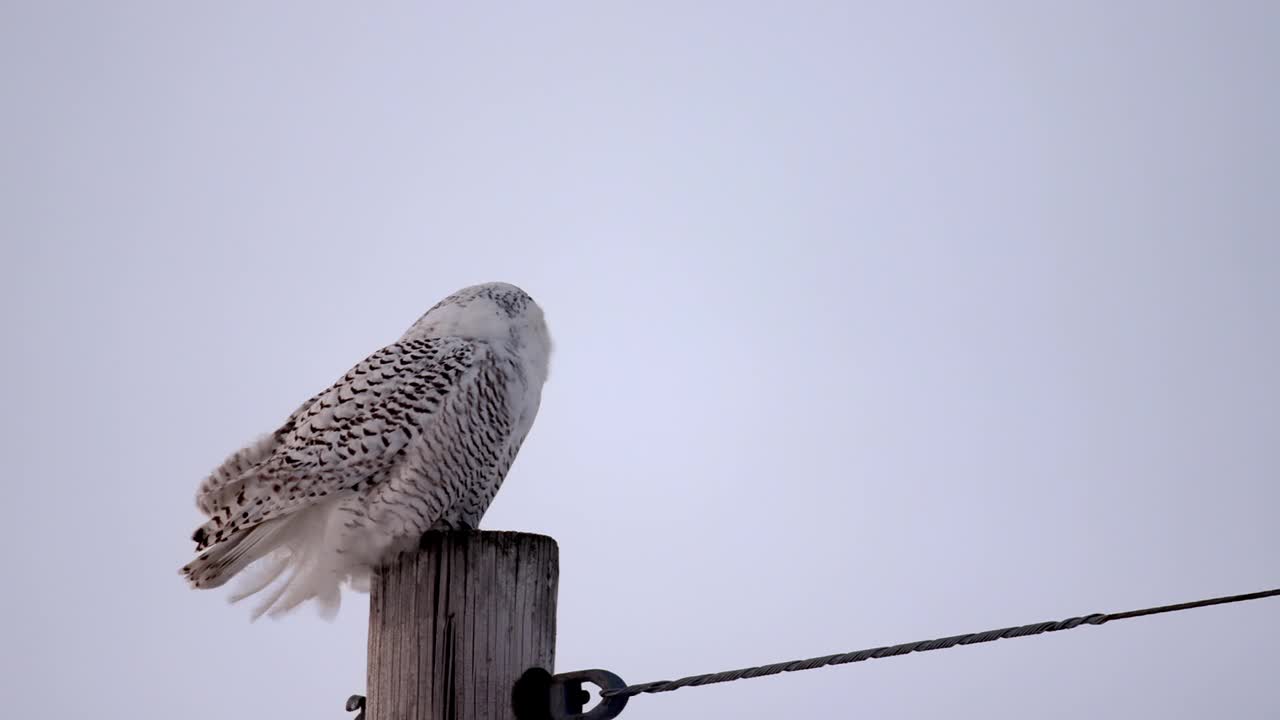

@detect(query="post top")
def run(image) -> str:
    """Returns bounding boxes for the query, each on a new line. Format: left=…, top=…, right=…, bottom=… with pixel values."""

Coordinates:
left=415, top=529, right=559, bottom=551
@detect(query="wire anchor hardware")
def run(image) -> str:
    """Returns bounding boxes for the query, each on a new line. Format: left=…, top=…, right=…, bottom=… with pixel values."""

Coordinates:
left=512, top=667, right=630, bottom=720
left=548, top=669, right=630, bottom=720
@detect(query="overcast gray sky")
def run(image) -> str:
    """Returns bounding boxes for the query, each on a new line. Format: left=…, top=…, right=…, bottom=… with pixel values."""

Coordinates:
left=3, top=2, right=1278, bottom=718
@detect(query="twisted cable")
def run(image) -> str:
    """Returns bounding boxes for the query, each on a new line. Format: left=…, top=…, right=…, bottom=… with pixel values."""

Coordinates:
left=602, top=587, right=1280, bottom=699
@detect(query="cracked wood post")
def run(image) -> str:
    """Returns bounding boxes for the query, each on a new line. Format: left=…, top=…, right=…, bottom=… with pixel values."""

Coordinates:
left=367, top=531, right=559, bottom=720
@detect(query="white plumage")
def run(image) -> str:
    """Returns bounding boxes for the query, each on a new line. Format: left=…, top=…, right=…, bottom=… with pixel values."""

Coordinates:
left=180, top=282, right=552, bottom=619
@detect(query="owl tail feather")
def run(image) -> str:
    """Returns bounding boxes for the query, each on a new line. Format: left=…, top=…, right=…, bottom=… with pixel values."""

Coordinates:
left=180, top=520, right=290, bottom=590
left=180, top=499, right=359, bottom=620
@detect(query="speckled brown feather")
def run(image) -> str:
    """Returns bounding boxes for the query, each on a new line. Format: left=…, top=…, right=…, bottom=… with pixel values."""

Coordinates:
left=179, top=282, right=552, bottom=617
left=188, top=337, right=480, bottom=552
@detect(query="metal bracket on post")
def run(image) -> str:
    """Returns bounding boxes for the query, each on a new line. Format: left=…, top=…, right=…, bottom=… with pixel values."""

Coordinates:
left=548, top=669, right=629, bottom=720
left=345, top=694, right=365, bottom=720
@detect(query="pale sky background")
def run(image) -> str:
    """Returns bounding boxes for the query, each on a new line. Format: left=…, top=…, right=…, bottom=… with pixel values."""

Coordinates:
left=3, top=2, right=1278, bottom=719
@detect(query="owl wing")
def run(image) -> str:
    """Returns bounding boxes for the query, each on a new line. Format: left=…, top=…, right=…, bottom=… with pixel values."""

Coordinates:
left=193, top=390, right=327, bottom=515
left=191, top=335, right=487, bottom=551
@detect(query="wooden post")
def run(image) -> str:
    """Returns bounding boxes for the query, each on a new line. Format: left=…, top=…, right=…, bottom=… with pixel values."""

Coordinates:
left=366, top=531, right=559, bottom=720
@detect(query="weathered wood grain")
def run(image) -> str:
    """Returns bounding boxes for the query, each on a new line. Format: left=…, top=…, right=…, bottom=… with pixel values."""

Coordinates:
left=367, top=531, right=559, bottom=720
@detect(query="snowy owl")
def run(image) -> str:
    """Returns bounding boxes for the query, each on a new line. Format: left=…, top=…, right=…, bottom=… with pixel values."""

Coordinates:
left=180, top=282, right=552, bottom=619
